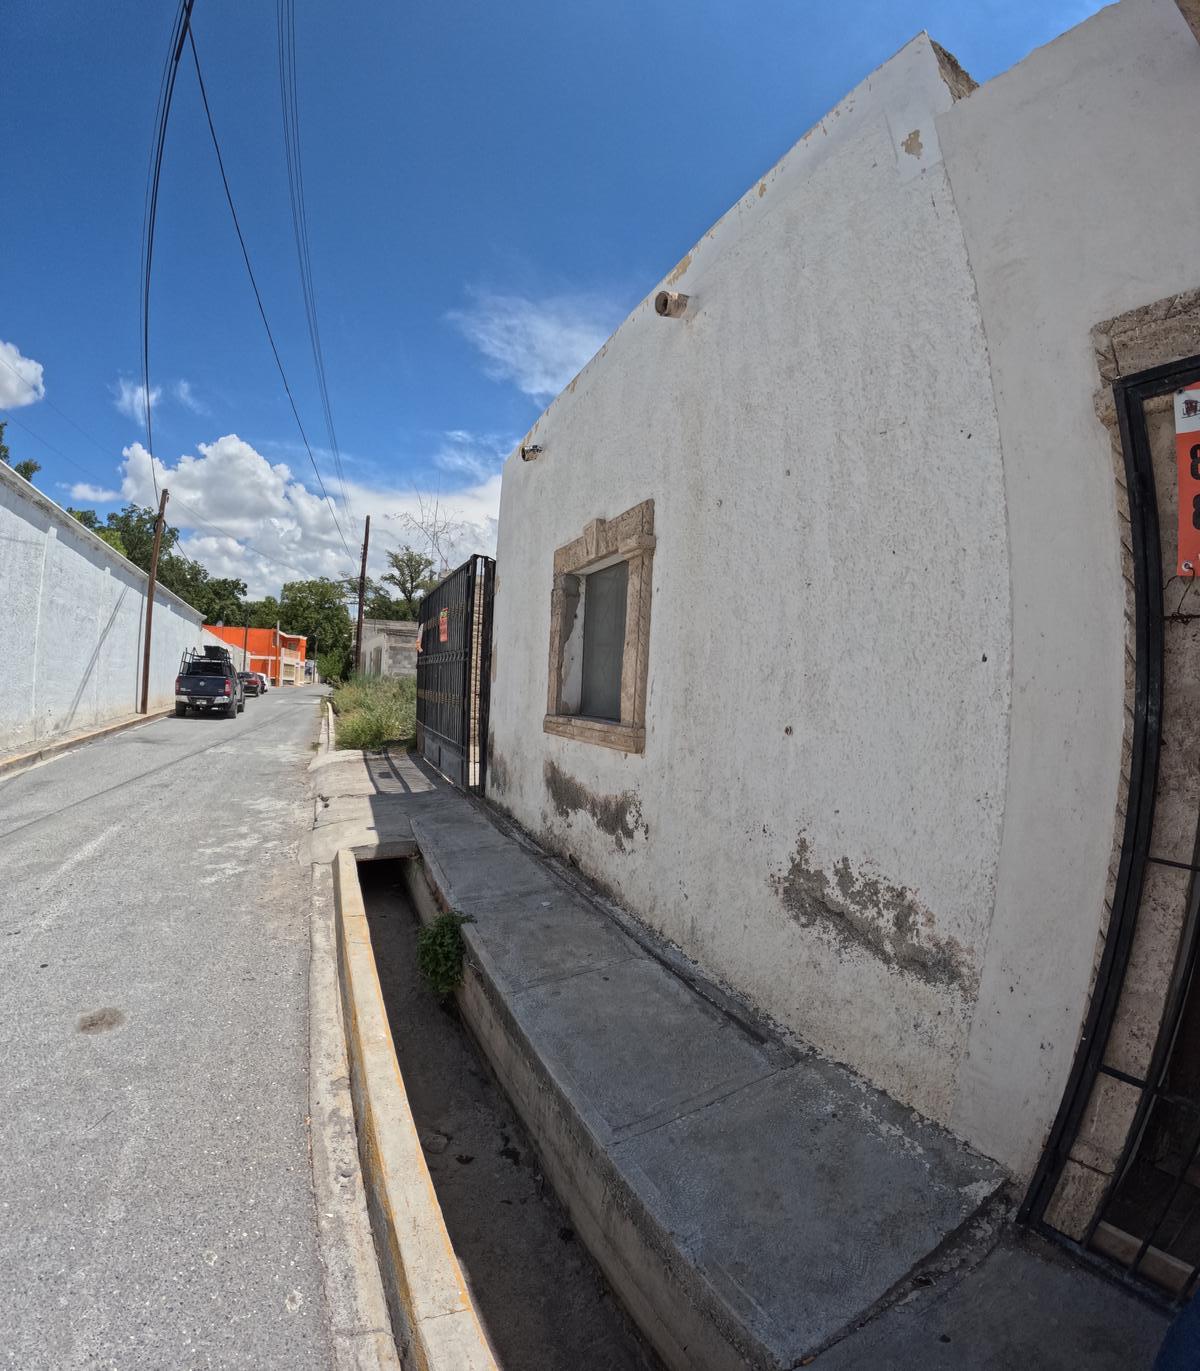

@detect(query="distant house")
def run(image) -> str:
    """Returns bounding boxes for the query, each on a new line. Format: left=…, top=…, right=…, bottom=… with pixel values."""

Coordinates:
left=204, top=624, right=306, bottom=686
left=358, top=619, right=417, bottom=678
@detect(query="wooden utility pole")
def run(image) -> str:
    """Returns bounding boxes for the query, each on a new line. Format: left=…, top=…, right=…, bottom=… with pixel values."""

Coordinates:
left=354, top=515, right=370, bottom=674
left=139, top=487, right=170, bottom=714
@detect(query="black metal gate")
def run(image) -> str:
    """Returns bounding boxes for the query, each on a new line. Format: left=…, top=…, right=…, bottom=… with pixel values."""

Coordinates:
left=415, top=554, right=494, bottom=792
left=1023, top=352, right=1200, bottom=1300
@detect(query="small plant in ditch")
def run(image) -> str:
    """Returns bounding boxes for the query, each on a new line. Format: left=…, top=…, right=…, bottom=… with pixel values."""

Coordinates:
left=417, top=911, right=473, bottom=999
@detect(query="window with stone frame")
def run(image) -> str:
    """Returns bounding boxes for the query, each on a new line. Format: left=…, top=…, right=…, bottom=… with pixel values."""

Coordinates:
left=544, top=499, right=654, bottom=753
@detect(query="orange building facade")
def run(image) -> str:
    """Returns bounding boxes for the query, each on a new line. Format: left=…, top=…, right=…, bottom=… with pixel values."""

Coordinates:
left=204, top=624, right=307, bottom=686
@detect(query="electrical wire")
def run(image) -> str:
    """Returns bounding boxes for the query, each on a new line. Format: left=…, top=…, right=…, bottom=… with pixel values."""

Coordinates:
left=0, top=357, right=353, bottom=585
left=276, top=0, right=353, bottom=529
left=140, top=0, right=196, bottom=500
left=185, top=24, right=355, bottom=566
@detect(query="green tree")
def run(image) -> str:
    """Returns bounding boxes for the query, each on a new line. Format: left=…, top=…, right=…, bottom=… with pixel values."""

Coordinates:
left=278, top=577, right=354, bottom=676
left=0, top=421, right=41, bottom=483
left=102, top=503, right=180, bottom=570
left=356, top=576, right=409, bottom=620
left=68, top=506, right=129, bottom=557
left=245, top=595, right=282, bottom=629
left=381, top=547, right=437, bottom=618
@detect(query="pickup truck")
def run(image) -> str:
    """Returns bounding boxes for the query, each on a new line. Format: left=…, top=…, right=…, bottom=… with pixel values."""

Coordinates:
left=175, top=649, right=245, bottom=718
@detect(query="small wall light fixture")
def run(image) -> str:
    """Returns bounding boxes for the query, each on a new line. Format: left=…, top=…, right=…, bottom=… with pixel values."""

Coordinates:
left=655, top=290, right=689, bottom=318
left=520, top=444, right=543, bottom=461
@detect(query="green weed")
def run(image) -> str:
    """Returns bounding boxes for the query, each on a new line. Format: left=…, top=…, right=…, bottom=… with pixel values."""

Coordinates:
left=417, top=912, right=473, bottom=999
left=331, top=674, right=416, bottom=751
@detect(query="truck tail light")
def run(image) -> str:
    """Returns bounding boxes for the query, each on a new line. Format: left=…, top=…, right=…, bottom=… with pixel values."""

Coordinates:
left=223, top=680, right=232, bottom=696
left=175, top=676, right=182, bottom=693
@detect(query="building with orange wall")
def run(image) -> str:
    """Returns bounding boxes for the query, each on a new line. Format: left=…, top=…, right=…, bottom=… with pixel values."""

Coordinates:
left=204, top=624, right=307, bottom=686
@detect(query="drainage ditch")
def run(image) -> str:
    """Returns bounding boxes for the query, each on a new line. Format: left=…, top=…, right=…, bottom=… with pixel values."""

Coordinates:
left=357, top=859, right=661, bottom=1371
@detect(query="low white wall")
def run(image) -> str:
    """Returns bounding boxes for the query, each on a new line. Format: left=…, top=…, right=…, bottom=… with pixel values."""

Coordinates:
left=490, top=36, right=1013, bottom=1134
left=0, top=464, right=206, bottom=751
left=937, top=0, right=1200, bottom=1176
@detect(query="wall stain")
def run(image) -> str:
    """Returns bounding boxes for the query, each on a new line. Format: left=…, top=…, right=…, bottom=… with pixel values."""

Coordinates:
left=78, top=1007, right=125, bottom=1034
left=544, top=759, right=648, bottom=852
left=665, top=252, right=692, bottom=286
left=901, top=128, right=924, bottom=158
left=487, top=737, right=509, bottom=793
left=771, top=836, right=975, bottom=993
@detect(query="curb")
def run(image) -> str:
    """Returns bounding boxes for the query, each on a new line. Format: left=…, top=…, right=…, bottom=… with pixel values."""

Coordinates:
left=308, top=862, right=403, bottom=1371
left=0, top=708, right=172, bottom=779
left=332, top=849, right=499, bottom=1371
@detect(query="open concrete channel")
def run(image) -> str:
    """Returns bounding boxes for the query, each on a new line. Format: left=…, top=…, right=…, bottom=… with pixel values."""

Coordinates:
left=357, top=858, right=661, bottom=1370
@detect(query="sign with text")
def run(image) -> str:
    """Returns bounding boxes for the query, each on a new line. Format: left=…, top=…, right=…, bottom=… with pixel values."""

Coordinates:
left=1177, top=381, right=1200, bottom=576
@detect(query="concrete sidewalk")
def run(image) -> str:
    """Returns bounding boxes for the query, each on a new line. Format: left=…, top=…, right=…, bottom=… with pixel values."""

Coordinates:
left=312, top=745, right=1172, bottom=1368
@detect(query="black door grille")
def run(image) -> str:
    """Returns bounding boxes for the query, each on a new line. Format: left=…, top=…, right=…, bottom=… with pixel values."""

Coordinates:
left=415, top=554, right=494, bottom=792
left=1022, top=353, right=1200, bottom=1304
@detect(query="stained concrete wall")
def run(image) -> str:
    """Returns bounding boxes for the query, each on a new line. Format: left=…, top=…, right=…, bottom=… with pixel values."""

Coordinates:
left=489, top=36, right=1013, bottom=1136
left=488, top=0, right=1200, bottom=1179
left=937, top=0, right=1200, bottom=1177
left=0, top=463, right=206, bottom=751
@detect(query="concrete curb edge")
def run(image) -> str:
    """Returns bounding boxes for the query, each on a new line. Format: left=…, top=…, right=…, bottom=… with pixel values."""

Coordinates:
left=308, top=861, right=403, bottom=1370
left=332, top=849, right=499, bottom=1371
left=0, top=708, right=172, bottom=779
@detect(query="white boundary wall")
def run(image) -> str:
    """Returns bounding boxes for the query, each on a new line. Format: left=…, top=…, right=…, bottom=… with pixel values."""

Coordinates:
left=0, top=463, right=206, bottom=750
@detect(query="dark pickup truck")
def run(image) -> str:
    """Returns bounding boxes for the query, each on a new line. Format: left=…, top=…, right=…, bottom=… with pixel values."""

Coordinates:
left=175, top=647, right=245, bottom=718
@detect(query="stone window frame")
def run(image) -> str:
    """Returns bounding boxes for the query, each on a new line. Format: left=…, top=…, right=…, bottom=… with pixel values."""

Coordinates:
left=544, top=499, right=654, bottom=754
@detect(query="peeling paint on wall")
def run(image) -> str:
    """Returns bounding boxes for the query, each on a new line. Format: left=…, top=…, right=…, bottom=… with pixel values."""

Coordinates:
left=544, top=758, right=648, bottom=851
left=771, top=836, right=977, bottom=994
left=902, top=128, right=924, bottom=158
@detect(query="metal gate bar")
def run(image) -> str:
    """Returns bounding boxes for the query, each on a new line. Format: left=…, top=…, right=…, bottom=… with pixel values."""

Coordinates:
left=415, top=554, right=495, bottom=793
left=1022, top=353, right=1200, bottom=1303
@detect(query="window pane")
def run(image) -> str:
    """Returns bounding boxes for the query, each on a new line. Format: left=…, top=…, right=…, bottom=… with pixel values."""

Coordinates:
left=580, top=561, right=628, bottom=721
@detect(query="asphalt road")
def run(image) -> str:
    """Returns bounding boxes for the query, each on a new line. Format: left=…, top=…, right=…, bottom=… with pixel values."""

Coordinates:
left=0, top=687, right=332, bottom=1370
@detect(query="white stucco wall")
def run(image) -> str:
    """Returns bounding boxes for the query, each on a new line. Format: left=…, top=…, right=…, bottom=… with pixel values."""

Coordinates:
left=489, top=36, right=1013, bottom=1130
left=0, top=464, right=206, bottom=750
left=937, top=0, right=1200, bottom=1175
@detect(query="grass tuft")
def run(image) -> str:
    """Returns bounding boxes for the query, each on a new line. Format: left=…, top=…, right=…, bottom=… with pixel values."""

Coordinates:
left=331, top=674, right=417, bottom=751
left=417, top=912, right=472, bottom=999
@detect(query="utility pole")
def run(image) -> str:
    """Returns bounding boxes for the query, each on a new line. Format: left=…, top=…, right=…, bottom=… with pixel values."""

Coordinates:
left=139, top=487, right=170, bottom=715
left=354, top=515, right=370, bottom=674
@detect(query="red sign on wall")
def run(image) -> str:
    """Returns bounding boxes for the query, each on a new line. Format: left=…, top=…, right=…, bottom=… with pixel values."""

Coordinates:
left=438, top=607, right=449, bottom=643
left=1177, top=382, right=1200, bottom=577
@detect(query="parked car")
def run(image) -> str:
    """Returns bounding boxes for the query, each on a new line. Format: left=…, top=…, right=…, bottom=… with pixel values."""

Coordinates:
left=238, top=671, right=263, bottom=697
left=175, top=647, right=245, bottom=718
left=254, top=673, right=269, bottom=692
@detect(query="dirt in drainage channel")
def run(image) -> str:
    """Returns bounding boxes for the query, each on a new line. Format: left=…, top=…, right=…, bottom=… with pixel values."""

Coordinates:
left=358, top=859, right=662, bottom=1371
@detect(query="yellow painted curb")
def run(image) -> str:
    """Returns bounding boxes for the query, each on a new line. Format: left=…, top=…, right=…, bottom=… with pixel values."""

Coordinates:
left=0, top=708, right=172, bottom=779
left=332, top=850, right=499, bottom=1371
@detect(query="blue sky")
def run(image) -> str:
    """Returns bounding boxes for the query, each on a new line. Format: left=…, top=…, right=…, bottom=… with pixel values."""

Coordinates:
left=1, top=0, right=1104, bottom=594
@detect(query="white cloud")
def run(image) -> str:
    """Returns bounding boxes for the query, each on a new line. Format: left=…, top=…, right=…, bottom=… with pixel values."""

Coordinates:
left=174, top=379, right=206, bottom=413
left=448, top=290, right=619, bottom=401
left=69, top=482, right=121, bottom=502
left=432, top=429, right=513, bottom=483
left=113, top=377, right=161, bottom=422
left=115, top=433, right=500, bottom=599
left=0, top=340, right=46, bottom=408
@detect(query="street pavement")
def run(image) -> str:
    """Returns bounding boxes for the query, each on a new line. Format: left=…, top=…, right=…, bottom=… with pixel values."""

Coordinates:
left=0, top=687, right=332, bottom=1370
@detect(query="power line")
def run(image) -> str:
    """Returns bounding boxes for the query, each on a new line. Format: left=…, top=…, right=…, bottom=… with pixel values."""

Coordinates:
left=0, top=359, right=352, bottom=586
left=140, top=0, right=196, bottom=500
left=185, top=24, right=355, bottom=567
left=276, top=0, right=353, bottom=528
